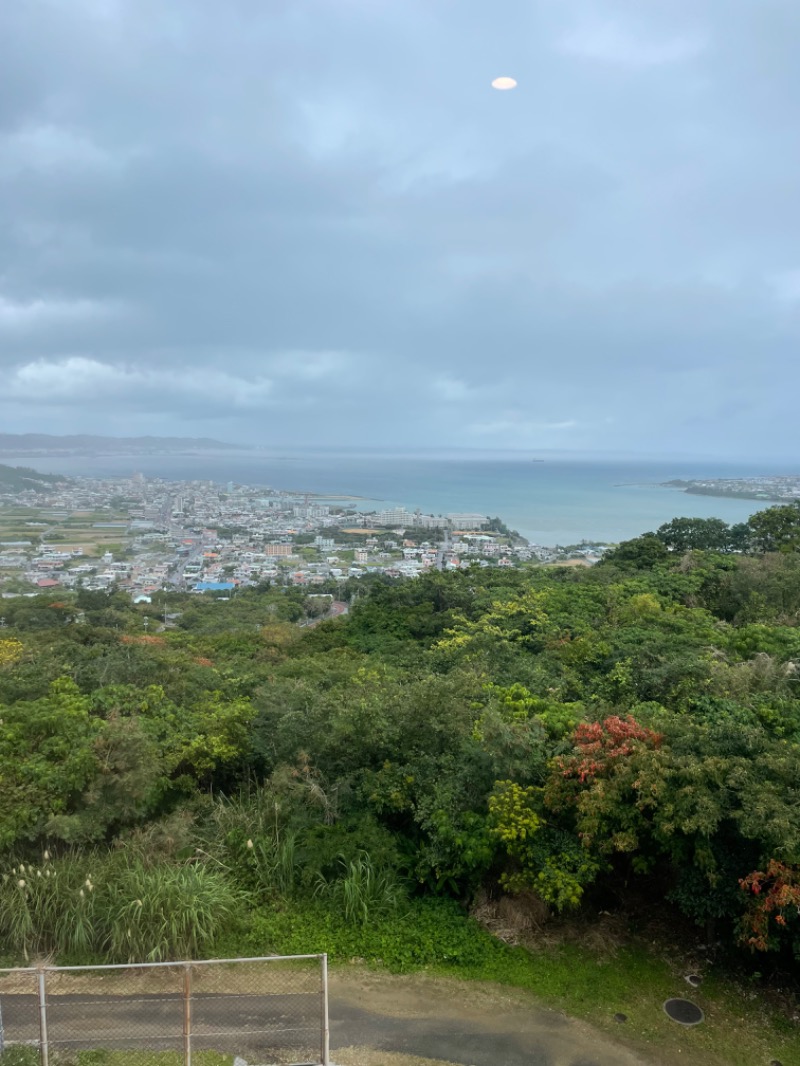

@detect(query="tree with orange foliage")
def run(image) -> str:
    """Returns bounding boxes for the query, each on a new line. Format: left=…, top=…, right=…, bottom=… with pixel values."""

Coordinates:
left=556, top=715, right=664, bottom=785
left=740, top=860, right=800, bottom=952
left=543, top=714, right=665, bottom=862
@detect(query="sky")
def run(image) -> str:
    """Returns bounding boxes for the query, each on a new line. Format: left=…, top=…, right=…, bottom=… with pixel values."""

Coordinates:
left=2, top=0, right=800, bottom=459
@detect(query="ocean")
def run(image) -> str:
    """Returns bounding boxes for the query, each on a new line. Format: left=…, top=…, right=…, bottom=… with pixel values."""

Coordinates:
left=18, top=450, right=796, bottom=546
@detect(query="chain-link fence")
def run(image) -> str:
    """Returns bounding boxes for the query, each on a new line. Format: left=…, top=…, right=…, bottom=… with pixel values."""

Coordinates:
left=0, top=955, right=329, bottom=1066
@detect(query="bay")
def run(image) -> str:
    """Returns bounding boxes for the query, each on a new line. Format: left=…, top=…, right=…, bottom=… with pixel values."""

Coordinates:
left=18, top=450, right=797, bottom=546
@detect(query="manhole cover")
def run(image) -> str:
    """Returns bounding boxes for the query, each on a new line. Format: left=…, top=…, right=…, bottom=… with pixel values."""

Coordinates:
left=663, top=998, right=704, bottom=1026
left=614, top=1013, right=628, bottom=1024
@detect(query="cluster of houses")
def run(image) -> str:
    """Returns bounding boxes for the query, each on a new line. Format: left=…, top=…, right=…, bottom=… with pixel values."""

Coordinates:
left=1, top=473, right=607, bottom=599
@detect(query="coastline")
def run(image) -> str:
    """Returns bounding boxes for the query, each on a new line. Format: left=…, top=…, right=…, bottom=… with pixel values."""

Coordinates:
left=661, top=477, right=800, bottom=504
left=7, top=454, right=777, bottom=545
left=683, top=488, right=783, bottom=502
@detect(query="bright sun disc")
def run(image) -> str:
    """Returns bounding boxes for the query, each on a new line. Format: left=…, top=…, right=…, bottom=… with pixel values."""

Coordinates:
left=492, top=76, right=517, bottom=90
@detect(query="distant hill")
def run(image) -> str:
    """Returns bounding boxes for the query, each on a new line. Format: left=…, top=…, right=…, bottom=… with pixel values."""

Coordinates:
left=0, top=434, right=248, bottom=456
left=0, top=464, right=69, bottom=493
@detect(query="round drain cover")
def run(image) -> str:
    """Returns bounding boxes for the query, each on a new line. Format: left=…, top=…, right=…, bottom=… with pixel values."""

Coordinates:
left=614, top=1013, right=627, bottom=1024
left=663, top=999, right=704, bottom=1026
left=684, top=973, right=702, bottom=987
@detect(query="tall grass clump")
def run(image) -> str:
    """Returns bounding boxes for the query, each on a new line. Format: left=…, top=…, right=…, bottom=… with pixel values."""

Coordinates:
left=245, top=830, right=301, bottom=897
left=101, top=857, right=244, bottom=963
left=0, top=852, right=244, bottom=965
left=0, top=853, right=99, bottom=961
left=197, top=790, right=302, bottom=899
left=314, top=851, right=404, bottom=926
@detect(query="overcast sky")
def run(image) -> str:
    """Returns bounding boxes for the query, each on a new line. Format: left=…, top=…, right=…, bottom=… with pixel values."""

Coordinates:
left=2, top=0, right=799, bottom=458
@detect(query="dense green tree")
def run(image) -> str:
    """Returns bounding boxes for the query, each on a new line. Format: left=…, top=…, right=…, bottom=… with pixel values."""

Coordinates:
left=0, top=679, right=99, bottom=849
left=47, top=715, right=162, bottom=843
left=600, top=534, right=669, bottom=570
left=655, top=516, right=733, bottom=552
left=747, top=501, right=800, bottom=553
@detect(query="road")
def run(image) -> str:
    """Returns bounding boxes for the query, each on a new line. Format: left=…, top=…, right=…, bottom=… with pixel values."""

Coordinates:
left=300, top=601, right=349, bottom=628
left=0, top=972, right=647, bottom=1066
left=332, top=972, right=648, bottom=1066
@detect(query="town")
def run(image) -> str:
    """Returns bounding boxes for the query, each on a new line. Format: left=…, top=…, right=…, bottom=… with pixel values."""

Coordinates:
left=664, top=473, right=800, bottom=502
left=0, top=470, right=609, bottom=598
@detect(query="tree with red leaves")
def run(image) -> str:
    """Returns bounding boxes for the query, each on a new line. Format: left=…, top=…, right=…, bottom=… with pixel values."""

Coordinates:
left=740, top=860, right=800, bottom=952
left=544, top=715, right=664, bottom=857
left=558, top=715, right=663, bottom=784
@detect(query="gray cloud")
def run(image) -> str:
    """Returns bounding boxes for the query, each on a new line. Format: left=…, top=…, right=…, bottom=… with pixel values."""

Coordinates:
left=1, top=0, right=799, bottom=457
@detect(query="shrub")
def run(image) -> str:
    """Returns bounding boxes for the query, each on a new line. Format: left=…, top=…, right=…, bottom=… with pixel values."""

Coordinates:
left=245, top=897, right=507, bottom=973
left=0, top=1047, right=41, bottom=1066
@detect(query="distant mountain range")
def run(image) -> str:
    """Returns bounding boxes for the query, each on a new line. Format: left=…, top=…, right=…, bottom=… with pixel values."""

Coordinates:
left=0, top=434, right=248, bottom=457
left=0, top=463, right=69, bottom=492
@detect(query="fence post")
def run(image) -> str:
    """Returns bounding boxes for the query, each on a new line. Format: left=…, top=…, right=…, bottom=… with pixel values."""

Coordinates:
left=320, top=954, right=330, bottom=1066
left=183, top=964, right=192, bottom=1066
left=37, top=969, right=49, bottom=1066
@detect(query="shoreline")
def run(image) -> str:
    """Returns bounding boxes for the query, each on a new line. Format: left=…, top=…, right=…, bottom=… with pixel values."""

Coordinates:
left=5, top=458, right=774, bottom=546
left=660, top=478, right=799, bottom=504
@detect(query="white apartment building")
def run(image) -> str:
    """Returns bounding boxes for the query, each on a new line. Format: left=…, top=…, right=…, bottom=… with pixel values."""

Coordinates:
left=373, top=508, right=415, bottom=527
left=447, top=513, right=488, bottom=529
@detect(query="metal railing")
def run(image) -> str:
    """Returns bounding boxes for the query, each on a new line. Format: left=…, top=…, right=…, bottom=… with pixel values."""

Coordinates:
left=0, top=955, right=329, bottom=1066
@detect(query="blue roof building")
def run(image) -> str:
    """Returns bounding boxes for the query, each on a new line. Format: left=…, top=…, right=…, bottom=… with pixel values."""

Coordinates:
left=194, top=581, right=236, bottom=592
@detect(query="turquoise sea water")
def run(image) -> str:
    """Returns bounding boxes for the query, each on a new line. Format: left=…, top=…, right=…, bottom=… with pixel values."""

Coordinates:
left=22, top=451, right=797, bottom=545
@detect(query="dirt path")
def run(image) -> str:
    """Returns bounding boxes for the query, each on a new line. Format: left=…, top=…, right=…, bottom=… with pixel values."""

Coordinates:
left=330, top=970, right=649, bottom=1066
left=0, top=967, right=652, bottom=1066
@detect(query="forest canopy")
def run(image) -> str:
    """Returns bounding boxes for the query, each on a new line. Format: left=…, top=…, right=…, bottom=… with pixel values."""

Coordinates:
left=2, top=507, right=800, bottom=968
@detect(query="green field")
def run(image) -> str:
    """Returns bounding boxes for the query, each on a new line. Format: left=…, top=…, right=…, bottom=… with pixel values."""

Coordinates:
left=0, top=506, right=134, bottom=557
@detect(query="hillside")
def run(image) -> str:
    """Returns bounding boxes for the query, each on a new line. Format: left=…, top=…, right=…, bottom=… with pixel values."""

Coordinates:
left=0, top=434, right=248, bottom=456
left=0, top=463, right=69, bottom=492
left=1, top=510, right=799, bottom=1063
